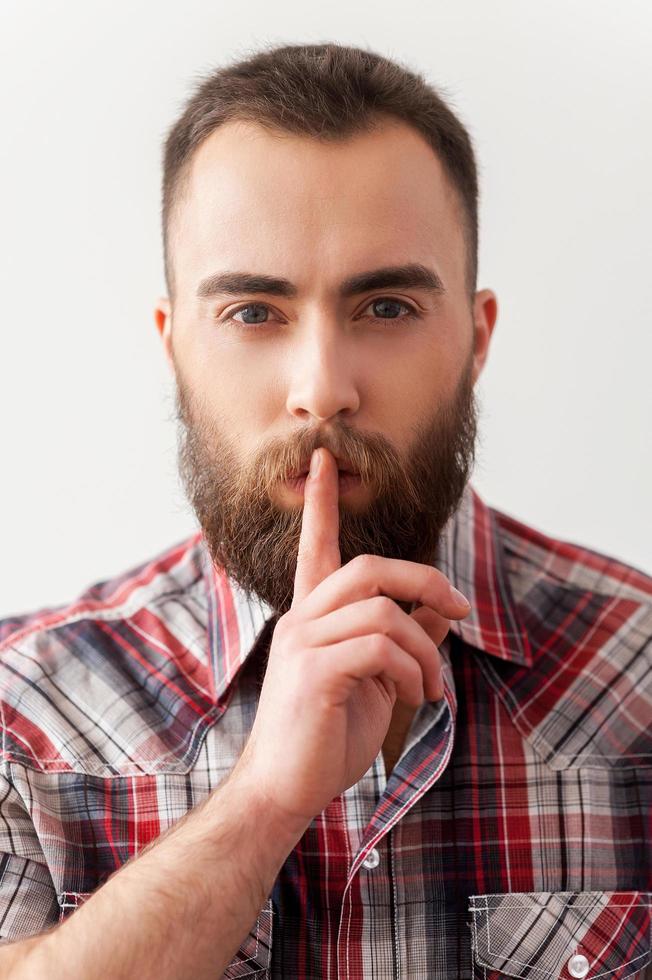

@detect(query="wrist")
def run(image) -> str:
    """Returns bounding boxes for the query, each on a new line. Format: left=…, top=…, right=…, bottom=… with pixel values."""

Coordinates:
left=224, top=762, right=313, bottom=849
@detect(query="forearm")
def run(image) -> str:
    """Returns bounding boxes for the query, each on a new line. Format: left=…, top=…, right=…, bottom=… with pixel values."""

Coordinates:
left=0, top=766, right=307, bottom=980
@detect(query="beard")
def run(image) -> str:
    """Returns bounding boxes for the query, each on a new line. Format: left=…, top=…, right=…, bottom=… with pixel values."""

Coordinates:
left=173, top=348, right=479, bottom=617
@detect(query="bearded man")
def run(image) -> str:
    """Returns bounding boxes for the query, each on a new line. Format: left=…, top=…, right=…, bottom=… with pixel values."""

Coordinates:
left=1, top=41, right=650, bottom=980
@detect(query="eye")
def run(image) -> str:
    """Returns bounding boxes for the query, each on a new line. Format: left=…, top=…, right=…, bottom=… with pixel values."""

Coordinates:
left=218, top=296, right=420, bottom=329
left=360, top=297, right=420, bottom=324
left=225, top=303, right=279, bottom=327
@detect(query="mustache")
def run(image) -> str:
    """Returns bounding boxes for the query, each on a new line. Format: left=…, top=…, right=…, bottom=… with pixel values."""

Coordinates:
left=249, top=427, right=419, bottom=508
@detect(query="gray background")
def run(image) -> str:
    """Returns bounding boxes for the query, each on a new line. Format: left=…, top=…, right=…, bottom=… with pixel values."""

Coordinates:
left=1, top=0, right=650, bottom=618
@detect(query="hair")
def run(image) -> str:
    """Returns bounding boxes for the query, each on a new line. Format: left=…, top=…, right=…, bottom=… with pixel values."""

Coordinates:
left=161, top=41, right=480, bottom=304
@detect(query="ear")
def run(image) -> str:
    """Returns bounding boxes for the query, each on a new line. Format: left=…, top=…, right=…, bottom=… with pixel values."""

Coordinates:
left=470, top=289, right=498, bottom=385
left=154, top=297, right=175, bottom=376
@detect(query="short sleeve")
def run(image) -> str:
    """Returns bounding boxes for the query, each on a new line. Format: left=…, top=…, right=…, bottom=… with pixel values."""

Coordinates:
left=0, top=768, right=59, bottom=942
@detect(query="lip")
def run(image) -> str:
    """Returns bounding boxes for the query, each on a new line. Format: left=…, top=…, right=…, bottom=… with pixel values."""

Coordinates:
left=288, top=455, right=356, bottom=480
left=285, top=471, right=361, bottom=495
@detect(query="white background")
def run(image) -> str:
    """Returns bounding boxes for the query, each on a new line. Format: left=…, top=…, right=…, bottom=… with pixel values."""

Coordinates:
left=1, top=0, right=650, bottom=619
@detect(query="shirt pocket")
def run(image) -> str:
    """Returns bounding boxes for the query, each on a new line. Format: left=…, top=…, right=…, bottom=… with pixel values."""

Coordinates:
left=57, top=892, right=273, bottom=978
left=221, top=898, right=274, bottom=978
left=469, top=890, right=652, bottom=979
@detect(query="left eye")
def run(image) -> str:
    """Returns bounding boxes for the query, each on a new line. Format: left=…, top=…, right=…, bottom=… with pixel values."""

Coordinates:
left=223, top=297, right=419, bottom=328
left=363, top=298, right=418, bottom=322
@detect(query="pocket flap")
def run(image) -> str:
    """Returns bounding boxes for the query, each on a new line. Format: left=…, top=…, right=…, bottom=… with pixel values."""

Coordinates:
left=469, top=890, right=652, bottom=979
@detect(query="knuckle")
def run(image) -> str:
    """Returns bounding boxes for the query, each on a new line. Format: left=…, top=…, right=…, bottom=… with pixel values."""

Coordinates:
left=368, top=632, right=390, bottom=657
left=373, top=595, right=398, bottom=631
left=274, top=612, right=293, bottom=640
left=272, top=612, right=304, bottom=654
left=353, top=553, right=376, bottom=574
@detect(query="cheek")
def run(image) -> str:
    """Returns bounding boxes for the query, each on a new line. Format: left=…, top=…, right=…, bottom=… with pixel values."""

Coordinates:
left=181, top=326, right=276, bottom=418
left=372, top=338, right=459, bottom=416
left=213, top=362, right=282, bottom=440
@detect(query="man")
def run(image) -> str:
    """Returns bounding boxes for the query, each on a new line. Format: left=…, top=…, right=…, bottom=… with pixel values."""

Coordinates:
left=0, top=41, right=650, bottom=980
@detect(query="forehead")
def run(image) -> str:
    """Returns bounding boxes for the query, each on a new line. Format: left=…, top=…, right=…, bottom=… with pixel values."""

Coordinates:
left=172, top=117, right=465, bottom=297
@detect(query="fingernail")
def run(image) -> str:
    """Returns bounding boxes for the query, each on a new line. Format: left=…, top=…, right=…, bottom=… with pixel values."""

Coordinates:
left=449, top=584, right=470, bottom=607
left=309, top=449, right=321, bottom=479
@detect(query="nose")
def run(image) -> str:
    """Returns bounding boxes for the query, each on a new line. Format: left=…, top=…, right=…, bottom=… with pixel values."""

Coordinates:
left=284, top=320, right=360, bottom=424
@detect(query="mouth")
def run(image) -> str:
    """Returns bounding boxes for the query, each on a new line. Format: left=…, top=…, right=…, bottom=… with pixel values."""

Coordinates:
left=288, top=455, right=358, bottom=481
left=285, top=468, right=361, bottom=496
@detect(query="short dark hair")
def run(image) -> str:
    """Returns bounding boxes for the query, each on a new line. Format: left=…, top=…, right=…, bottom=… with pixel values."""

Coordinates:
left=161, top=41, right=479, bottom=304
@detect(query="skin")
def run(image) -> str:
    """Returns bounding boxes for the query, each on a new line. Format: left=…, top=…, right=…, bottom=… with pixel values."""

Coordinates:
left=154, top=116, right=498, bottom=772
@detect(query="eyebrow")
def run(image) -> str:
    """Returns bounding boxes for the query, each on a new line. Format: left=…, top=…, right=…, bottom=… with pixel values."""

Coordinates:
left=195, top=263, right=446, bottom=300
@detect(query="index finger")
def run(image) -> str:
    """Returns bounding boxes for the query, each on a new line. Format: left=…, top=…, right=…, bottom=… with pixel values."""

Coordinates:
left=292, top=448, right=341, bottom=607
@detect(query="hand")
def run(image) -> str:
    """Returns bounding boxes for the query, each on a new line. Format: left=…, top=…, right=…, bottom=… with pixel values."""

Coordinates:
left=233, top=446, right=472, bottom=831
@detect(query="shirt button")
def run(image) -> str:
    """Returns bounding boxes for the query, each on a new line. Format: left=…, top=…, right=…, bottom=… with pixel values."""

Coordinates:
left=567, top=953, right=590, bottom=978
left=361, top=848, right=380, bottom=870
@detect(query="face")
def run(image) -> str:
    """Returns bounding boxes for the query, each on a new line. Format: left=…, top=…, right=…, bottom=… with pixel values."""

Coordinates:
left=155, top=117, right=497, bottom=616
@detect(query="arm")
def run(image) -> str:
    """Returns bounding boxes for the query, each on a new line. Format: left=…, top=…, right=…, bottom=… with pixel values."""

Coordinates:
left=0, top=765, right=309, bottom=980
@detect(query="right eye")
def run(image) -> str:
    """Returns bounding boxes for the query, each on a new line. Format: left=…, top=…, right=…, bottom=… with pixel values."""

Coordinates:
left=218, top=303, right=282, bottom=328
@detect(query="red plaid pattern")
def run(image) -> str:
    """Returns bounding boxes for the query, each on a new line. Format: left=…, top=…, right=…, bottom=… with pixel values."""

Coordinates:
left=1, top=482, right=651, bottom=978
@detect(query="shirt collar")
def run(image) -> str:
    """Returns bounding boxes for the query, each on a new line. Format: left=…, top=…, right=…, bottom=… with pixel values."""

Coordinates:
left=200, top=480, right=533, bottom=705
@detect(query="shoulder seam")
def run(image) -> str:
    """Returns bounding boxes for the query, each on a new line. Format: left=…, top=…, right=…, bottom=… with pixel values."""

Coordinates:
left=498, top=524, right=652, bottom=604
left=0, top=573, right=206, bottom=656
left=0, top=532, right=204, bottom=654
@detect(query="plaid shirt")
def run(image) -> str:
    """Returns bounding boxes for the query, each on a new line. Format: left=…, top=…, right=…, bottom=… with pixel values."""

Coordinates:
left=1, top=482, right=651, bottom=979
